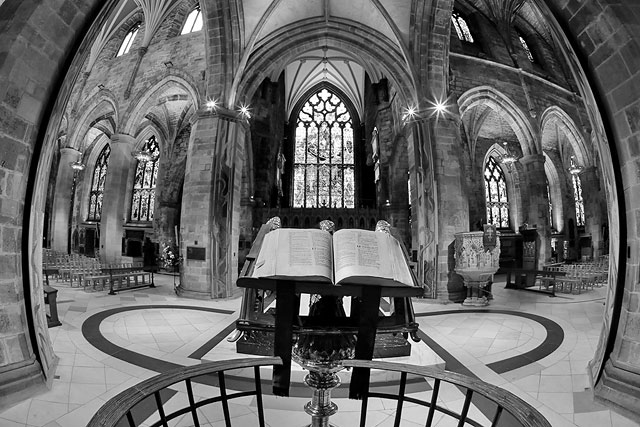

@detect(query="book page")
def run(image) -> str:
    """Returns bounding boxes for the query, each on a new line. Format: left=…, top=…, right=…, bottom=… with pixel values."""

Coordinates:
left=252, top=228, right=333, bottom=282
left=333, top=229, right=415, bottom=287
left=333, top=229, right=394, bottom=284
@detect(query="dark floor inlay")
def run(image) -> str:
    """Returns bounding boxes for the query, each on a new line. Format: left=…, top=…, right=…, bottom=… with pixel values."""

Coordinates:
left=415, top=309, right=564, bottom=374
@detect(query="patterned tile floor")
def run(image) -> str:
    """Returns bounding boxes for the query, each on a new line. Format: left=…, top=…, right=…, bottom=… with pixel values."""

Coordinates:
left=1, top=273, right=638, bottom=426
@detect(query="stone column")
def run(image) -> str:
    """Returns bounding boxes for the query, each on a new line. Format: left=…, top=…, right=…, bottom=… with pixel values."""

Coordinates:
left=51, top=147, right=81, bottom=253
left=410, top=114, right=469, bottom=302
left=99, top=134, right=134, bottom=264
left=519, top=154, right=551, bottom=267
left=580, top=166, right=605, bottom=258
left=178, top=108, right=246, bottom=299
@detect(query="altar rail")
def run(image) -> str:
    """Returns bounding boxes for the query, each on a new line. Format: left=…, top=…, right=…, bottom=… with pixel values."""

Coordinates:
left=87, top=357, right=550, bottom=427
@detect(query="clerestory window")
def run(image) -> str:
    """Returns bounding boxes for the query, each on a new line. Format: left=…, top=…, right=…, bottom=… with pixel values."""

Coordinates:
left=117, top=22, right=140, bottom=57
left=572, top=174, right=585, bottom=226
left=87, top=145, right=110, bottom=221
left=292, top=88, right=355, bottom=208
left=130, top=136, right=160, bottom=222
left=181, top=7, right=203, bottom=35
left=451, top=11, right=474, bottom=43
left=518, top=33, right=535, bottom=63
left=484, top=156, right=510, bottom=228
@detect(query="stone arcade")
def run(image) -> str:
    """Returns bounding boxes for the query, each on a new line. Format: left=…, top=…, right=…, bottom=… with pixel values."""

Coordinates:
left=0, top=0, right=639, bottom=425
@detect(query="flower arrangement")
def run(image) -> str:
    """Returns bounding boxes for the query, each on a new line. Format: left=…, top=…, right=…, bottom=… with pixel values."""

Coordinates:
left=160, top=242, right=182, bottom=271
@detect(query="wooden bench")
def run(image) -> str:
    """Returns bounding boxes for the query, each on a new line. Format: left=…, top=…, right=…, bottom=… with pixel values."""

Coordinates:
left=504, top=268, right=566, bottom=296
left=105, top=264, right=154, bottom=295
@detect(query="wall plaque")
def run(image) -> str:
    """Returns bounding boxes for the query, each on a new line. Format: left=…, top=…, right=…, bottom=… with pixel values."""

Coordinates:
left=187, top=246, right=206, bottom=260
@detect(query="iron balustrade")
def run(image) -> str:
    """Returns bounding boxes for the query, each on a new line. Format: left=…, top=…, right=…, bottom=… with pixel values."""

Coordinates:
left=88, top=357, right=551, bottom=427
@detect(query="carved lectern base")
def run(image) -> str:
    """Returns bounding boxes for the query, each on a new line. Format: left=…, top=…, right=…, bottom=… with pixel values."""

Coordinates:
left=236, top=331, right=411, bottom=358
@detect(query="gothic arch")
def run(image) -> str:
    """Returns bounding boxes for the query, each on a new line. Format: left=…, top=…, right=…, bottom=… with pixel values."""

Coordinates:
left=540, top=106, right=590, bottom=166
left=543, top=151, right=564, bottom=232
left=233, top=21, right=417, bottom=110
left=66, top=92, right=119, bottom=151
left=121, top=74, right=201, bottom=136
left=458, top=86, right=539, bottom=157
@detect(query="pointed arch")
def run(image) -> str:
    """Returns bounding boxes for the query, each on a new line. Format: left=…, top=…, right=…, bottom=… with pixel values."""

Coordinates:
left=458, top=86, right=539, bottom=157
left=540, top=106, right=590, bottom=166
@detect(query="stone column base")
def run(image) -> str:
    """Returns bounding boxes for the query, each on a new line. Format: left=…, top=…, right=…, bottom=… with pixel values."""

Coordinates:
left=593, top=360, right=640, bottom=423
left=0, top=357, right=54, bottom=412
left=175, top=285, right=212, bottom=300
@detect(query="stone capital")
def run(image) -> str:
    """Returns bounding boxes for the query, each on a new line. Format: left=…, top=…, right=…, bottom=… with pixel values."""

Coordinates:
left=59, top=147, right=81, bottom=159
left=518, top=153, right=545, bottom=168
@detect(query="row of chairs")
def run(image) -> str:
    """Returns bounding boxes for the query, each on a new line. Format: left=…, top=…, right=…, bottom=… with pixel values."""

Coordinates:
left=43, top=249, right=146, bottom=292
left=541, top=259, right=609, bottom=294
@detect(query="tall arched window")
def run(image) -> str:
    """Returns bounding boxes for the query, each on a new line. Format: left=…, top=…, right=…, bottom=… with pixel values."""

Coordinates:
left=572, top=174, right=585, bottom=226
left=293, top=88, right=354, bottom=208
left=87, top=145, right=110, bottom=221
left=547, top=181, right=553, bottom=227
left=451, top=11, right=474, bottom=43
left=181, top=7, right=203, bottom=34
left=130, top=136, right=160, bottom=221
left=518, top=33, right=535, bottom=63
left=484, top=156, right=510, bottom=228
left=117, top=22, right=140, bottom=57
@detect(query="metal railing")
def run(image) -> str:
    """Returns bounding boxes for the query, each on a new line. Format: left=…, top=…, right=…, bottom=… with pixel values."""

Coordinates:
left=88, top=357, right=551, bottom=427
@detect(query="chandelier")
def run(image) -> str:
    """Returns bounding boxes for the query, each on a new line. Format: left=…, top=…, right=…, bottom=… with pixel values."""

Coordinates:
left=500, top=141, right=519, bottom=166
left=568, top=155, right=583, bottom=175
left=132, top=149, right=155, bottom=162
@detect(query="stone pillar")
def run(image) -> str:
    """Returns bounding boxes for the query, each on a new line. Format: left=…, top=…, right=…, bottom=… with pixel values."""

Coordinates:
left=519, top=154, right=551, bottom=267
left=580, top=166, right=605, bottom=258
left=179, top=108, right=246, bottom=299
left=51, top=147, right=81, bottom=253
left=411, top=114, right=469, bottom=302
left=99, top=134, right=134, bottom=264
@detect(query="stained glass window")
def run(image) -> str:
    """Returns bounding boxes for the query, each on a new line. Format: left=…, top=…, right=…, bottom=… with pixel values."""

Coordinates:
left=572, top=174, right=585, bottom=226
left=117, top=22, right=140, bottom=57
left=451, top=12, right=474, bottom=43
left=130, top=136, right=160, bottom=221
left=87, top=145, right=110, bottom=221
left=293, top=88, right=354, bottom=208
left=484, top=156, right=510, bottom=228
left=519, top=35, right=535, bottom=63
left=181, top=7, right=203, bottom=34
left=547, top=182, right=553, bottom=227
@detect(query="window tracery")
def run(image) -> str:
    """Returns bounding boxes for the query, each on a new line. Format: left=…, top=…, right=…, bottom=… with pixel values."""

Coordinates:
left=451, top=12, right=474, bottom=43
left=87, top=145, right=110, bottom=221
left=181, top=7, right=203, bottom=35
left=572, top=174, right=585, bottom=226
left=117, top=22, right=140, bottom=57
left=130, top=136, right=160, bottom=222
left=518, top=34, right=535, bottom=63
left=293, top=88, right=355, bottom=208
left=484, top=156, right=510, bottom=228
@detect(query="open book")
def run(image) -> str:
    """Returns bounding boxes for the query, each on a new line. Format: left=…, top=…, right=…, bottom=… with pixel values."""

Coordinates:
left=252, top=228, right=415, bottom=287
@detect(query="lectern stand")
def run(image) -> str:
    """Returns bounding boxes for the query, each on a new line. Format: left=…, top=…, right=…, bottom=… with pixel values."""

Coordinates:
left=233, top=218, right=423, bottom=406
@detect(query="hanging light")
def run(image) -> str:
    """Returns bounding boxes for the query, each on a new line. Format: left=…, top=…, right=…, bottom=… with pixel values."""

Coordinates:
left=500, top=141, right=519, bottom=166
left=132, top=149, right=155, bottom=162
left=69, top=160, right=85, bottom=171
left=568, top=155, right=583, bottom=175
